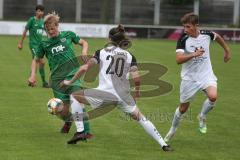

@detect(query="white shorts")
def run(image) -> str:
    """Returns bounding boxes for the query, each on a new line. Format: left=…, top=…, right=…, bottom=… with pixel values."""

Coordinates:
left=180, top=79, right=217, bottom=103
left=84, top=88, right=137, bottom=114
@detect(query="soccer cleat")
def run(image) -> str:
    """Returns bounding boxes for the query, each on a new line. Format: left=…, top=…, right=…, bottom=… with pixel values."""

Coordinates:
left=164, top=130, right=175, bottom=142
left=198, top=114, right=207, bottom=134
left=60, top=122, right=72, bottom=133
left=42, top=82, right=50, bottom=88
left=199, top=126, right=207, bottom=134
left=85, top=133, right=94, bottom=139
left=67, top=132, right=87, bottom=144
left=162, top=145, right=174, bottom=152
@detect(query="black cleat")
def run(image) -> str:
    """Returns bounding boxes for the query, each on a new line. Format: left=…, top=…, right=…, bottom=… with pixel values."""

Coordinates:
left=67, top=132, right=87, bottom=144
left=85, top=133, right=94, bottom=139
left=42, top=82, right=50, bottom=88
left=162, top=145, right=174, bottom=152
left=60, top=122, right=72, bottom=133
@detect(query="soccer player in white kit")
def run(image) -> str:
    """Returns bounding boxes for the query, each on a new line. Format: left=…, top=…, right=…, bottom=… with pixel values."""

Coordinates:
left=164, top=13, right=231, bottom=142
left=62, top=24, right=173, bottom=151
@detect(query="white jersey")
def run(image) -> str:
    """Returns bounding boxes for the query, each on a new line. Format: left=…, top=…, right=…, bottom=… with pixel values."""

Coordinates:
left=92, top=46, right=137, bottom=98
left=176, top=30, right=217, bottom=81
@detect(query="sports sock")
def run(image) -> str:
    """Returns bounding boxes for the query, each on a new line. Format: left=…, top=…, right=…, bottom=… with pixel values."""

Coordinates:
left=138, top=116, right=167, bottom=147
left=83, top=108, right=91, bottom=134
left=58, top=109, right=90, bottom=132
left=70, top=95, right=84, bottom=132
left=200, top=99, right=215, bottom=118
left=169, top=107, right=182, bottom=133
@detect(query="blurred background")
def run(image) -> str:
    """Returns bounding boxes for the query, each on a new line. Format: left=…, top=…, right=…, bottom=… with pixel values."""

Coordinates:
left=1, top=0, right=239, bottom=26
left=0, top=0, right=240, bottom=41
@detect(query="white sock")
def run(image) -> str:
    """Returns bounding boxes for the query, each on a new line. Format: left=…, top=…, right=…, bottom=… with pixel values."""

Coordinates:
left=169, top=107, right=182, bottom=133
left=70, top=95, right=84, bottom=132
left=200, top=99, right=215, bottom=118
left=138, top=116, right=167, bottom=147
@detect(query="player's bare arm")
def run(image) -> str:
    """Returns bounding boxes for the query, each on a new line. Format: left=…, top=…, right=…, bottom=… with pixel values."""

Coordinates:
left=214, top=33, right=231, bottom=62
left=62, top=58, right=96, bottom=86
left=130, top=70, right=141, bottom=100
left=176, top=48, right=205, bottom=64
left=28, top=58, right=39, bottom=86
left=18, top=29, right=28, bottom=50
left=79, top=39, right=89, bottom=63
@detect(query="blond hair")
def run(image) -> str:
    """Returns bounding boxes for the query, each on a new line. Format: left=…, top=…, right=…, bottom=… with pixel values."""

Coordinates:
left=44, top=11, right=60, bottom=28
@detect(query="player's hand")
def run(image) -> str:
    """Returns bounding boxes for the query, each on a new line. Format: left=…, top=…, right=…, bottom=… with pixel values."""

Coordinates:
left=193, top=48, right=205, bottom=57
left=224, top=51, right=231, bottom=63
left=28, top=76, right=36, bottom=87
left=18, top=43, right=23, bottom=50
left=60, top=80, right=72, bottom=87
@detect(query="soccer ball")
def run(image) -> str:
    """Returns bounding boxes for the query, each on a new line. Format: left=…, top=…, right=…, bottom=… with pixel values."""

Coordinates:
left=47, top=98, right=64, bottom=115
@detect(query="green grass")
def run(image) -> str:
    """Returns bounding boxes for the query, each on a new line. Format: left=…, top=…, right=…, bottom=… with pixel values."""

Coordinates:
left=0, top=35, right=239, bottom=160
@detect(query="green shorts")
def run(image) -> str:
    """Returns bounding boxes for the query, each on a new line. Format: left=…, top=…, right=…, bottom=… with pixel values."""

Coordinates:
left=50, top=75, right=83, bottom=103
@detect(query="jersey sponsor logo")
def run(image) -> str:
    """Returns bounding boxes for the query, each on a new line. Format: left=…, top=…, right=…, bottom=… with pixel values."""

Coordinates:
left=193, top=56, right=207, bottom=63
left=60, top=38, right=66, bottom=42
left=37, top=29, right=43, bottom=35
left=51, top=45, right=66, bottom=54
left=190, top=45, right=203, bottom=51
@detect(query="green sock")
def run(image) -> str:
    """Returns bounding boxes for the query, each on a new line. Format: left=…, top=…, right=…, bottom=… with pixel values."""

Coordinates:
left=39, top=66, right=46, bottom=84
left=83, top=108, right=90, bottom=134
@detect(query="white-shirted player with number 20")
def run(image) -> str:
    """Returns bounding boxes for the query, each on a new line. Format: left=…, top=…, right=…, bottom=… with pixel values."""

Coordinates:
left=62, top=24, right=173, bottom=151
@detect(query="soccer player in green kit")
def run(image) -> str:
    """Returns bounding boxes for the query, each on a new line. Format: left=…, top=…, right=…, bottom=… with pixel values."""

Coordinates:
left=28, top=12, right=92, bottom=137
left=18, top=5, right=49, bottom=88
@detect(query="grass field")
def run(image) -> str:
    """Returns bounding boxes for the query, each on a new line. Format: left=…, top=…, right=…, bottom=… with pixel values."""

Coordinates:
left=0, top=35, right=239, bottom=160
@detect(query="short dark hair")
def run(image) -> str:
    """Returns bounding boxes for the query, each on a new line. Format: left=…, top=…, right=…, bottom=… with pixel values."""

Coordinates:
left=181, top=12, right=199, bottom=25
left=36, top=5, right=44, bottom=11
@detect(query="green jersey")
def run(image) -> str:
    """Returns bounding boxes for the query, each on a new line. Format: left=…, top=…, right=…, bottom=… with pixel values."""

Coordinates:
left=25, top=16, right=44, bottom=45
left=36, top=31, right=81, bottom=81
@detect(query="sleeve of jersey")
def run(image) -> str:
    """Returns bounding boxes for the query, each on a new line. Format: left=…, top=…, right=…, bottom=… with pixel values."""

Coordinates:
left=92, top=50, right=100, bottom=64
left=208, top=31, right=217, bottom=40
left=176, top=35, right=186, bottom=53
left=130, top=54, right=138, bottom=71
left=201, top=30, right=216, bottom=40
left=70, top=31, right=81, bottom=44
left=35, top=44, right=45, bottom=59
left=25, top=18, right=33, bottom=30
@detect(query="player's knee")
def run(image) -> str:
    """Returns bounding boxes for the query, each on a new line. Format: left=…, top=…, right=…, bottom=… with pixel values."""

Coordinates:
left=208, top=95, right=217, bottom=102
left=130, top=109, right=141, bottom=121
left=179, top=105, right=188, bottom=114
left=130, top=114, right=139, bottom=121
left=72, top=92, right=84, bottom=103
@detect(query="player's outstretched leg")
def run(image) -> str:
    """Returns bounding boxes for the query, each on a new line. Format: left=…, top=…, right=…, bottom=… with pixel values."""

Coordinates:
left=164, top=107, right=181, bottom=142
left=198, top=99, right=215, bottom=134
left=67, top=95, right=85, bottom=144
left=131, top=108, right=173, bottom=152
left=67, top=95, right=94, bottom=144
left=60, top=109, right=93, bottom=137
left=198, top=86, right=217, bottom=134
left=164, top=103, right=188, bottom=142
